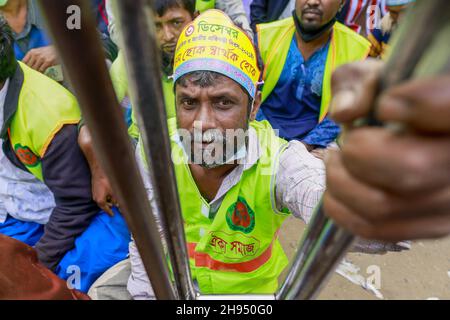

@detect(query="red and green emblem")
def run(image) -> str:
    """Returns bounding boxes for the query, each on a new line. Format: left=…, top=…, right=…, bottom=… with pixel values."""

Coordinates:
left=14, top=144, right=40, bottom=167
left=226, top=197, right=255, bottom=234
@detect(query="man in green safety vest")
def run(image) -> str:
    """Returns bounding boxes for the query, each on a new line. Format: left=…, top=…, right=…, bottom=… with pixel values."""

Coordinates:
left=123, top=10, right=404, bottom=298
left=124, top=9, right=326, bottom=297
left=256, top=0, right=370, bottom=158
left=0, top=17, right=130, bottom=293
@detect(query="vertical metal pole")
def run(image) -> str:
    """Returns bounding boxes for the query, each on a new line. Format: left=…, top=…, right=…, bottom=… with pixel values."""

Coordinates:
left=277, top=212, right=353, bottom=300
left=38, top=0, right=176, bottom=299
left=112, top=0, right=196, bottom=299
left=276, top=203, right=344, bottom=299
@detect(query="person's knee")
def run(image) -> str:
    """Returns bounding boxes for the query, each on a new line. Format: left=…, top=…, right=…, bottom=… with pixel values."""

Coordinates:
left=88, top=259, right=132, bottom=300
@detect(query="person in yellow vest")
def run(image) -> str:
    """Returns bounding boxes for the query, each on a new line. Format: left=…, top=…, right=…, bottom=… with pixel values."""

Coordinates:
left=120, top=10, right=404, bottom=298
left=124, top=9, right=324, bottom=297
left=105, top=0, right=253, bottom=47
left=256, top=0, right=370, bottom=159
left=0, top=18, right=130, bottom=293
left=109, top=0, right=199, bottom=140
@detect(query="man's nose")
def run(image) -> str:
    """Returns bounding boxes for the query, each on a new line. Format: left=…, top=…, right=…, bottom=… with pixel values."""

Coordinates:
left=162, top=25, right=175, bottom=42
left=194, top=103, right=218, bottom=132
left=306, top=0, right=321, bottom=7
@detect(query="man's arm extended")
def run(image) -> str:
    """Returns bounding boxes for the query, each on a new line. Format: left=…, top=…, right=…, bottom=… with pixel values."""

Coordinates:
left=275, top=140, right=326, bottom=223
left=35, top=125, right=99, bottom=270
left=275, top=140, right=409, bottom=253
left=78, top=125, right=116, bottom=216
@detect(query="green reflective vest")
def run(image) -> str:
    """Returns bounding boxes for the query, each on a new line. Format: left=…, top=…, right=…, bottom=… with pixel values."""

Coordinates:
left=196, top=0, right=216, bottom=12
left=142, top=118, right=291, bottom=294
left=6, top=62, right=81, bottom=181
left=110, top=52, right=176, bottom=139
left=257, top=18, right=370, bottom=123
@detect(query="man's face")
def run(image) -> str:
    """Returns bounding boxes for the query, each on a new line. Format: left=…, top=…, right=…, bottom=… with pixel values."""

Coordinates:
left=176, top=74, right=252, bottom=168
left=155, top=7, right=193, bottom=58
left=295, top=0, right=342, bottom=31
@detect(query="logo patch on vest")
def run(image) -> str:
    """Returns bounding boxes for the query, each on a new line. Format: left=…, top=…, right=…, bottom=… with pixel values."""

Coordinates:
left=226, top=197, right=255, bottom=234
left=208, top=231, right=260, bottom=260
left=14, top=144, right=40, bottom=167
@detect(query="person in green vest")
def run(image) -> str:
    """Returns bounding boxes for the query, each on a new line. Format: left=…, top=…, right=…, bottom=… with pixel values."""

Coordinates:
left=106, top=0, right=253, bottom=46
left=109, top=0, right=198, bottom=140
left=124, top=9, right=325, bottom=297
left=256, top=0, right=370, bottom=159
left=0, top=17, right=130, bottom=293
left=120, top=10, right=404, bottom=298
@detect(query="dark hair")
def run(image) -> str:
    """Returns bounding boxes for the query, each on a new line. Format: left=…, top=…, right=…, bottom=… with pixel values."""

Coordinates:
left=154, top=0, right=196, bottom=17
left=176, top=71, right=254, bottom=116
left=0, top=16, right=17, bottom=83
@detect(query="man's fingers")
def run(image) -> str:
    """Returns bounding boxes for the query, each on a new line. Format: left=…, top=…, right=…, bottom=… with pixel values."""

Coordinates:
left=324, top=191, right=450, bottom=241
left=330, top=59, right=384, bottom=123
left=101, top=201, right=114, bottom=217
left=323, top=191, right=377, bottom=239
left=29, top=55, right=43, bottom=70
left=377, top=75, right=450, bottom=133
left=326, top=149, right=450, bottom=223
left=94, top=195, right=114, bottom=217
left=341, top=127, right=450, bottom=194
left=371, top=214, right=450, bottom=241
left=104, top=205, right=114, bottom=217
left=110, top=195, right=119, bottom=208
left=22, top=51, right=32, bottom=64
left=38, top=61, right=51, bottom=74
left=23, top=54, right=37, bottom=69
left=34, top=58, right=47, bottom=73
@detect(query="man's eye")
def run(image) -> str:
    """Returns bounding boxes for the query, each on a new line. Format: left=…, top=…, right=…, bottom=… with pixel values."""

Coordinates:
left=173, top=21, right=182, bottom=27
left=182, top=99, right=196, bottom=108
left=217, top=100, right=233, bottom=108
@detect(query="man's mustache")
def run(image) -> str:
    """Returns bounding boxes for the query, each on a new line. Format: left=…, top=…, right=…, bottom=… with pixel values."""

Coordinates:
left=162, top=43, right=177, bottom=50
left=192, top=129, right=225, bottom=144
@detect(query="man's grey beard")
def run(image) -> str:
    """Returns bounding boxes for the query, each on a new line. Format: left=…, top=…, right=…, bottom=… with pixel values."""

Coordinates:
left=179, top=127, right=249, bottom=168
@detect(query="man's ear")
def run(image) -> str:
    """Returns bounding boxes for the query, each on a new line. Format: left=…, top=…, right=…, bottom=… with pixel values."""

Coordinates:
left=249, top=91, right=262, bottom=121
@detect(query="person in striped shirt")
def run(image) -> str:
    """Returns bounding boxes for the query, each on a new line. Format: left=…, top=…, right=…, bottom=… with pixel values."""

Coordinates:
left=337, top=0, right=388, bottom=36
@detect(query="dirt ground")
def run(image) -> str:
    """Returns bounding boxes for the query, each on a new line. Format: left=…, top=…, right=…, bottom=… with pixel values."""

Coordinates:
left=279, top=216, right=450, bottom=300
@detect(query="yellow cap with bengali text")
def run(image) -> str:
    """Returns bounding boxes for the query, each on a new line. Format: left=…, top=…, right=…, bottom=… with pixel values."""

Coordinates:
left=173, top=10, right=260, bottom=98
